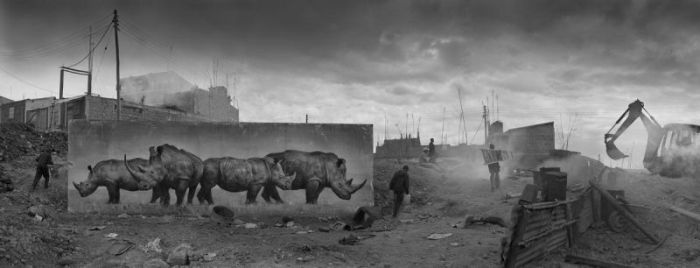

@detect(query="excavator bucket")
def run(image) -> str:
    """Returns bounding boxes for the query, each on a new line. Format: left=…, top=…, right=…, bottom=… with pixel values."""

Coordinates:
left=605, top=140, right=628, bottom=160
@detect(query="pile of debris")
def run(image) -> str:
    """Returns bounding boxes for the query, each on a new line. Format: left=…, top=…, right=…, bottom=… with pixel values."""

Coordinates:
left=0, top=122, right=67, bottom=162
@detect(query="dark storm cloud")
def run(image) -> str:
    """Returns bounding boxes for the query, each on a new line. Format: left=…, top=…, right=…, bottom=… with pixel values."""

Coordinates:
left=4, top=0, right=700, bottom=167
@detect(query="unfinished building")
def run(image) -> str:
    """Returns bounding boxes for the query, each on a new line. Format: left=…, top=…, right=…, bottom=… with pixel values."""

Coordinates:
left=120, top=71, right=239, bottom=122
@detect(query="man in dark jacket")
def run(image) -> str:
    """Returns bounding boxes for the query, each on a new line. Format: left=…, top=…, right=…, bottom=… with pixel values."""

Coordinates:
left=389, top=165, right=410, bottom=218
left=487, top=144, right=501, bottom=192
left=32, top=148, right=54, bottom=190
left=428, top=138, right=436, bottom=163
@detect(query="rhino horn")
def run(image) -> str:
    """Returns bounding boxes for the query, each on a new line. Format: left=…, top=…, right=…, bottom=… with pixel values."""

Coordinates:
left=349, top=178, right=367, bottom=194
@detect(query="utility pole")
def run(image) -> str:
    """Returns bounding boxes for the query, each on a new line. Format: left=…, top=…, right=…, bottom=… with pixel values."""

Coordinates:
left=483, top=102, right=490, bottom=145
left=456, top=87, right=468, bottom=145
left=87, top=26, right=93, bottom=96
left=305, top=114, right=308, bottom=123
left=441, top=107, right=446, bottom=145
left=384, top=111, right=387, bottom=141
left=113, top=9, right=121, bottom=120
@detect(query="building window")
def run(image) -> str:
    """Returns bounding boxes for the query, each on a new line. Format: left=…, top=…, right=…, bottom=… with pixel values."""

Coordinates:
left=8, top=107, right=14, bottom=119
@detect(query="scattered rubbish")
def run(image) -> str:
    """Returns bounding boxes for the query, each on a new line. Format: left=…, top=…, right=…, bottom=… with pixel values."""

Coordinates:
left=296, top=230, right=312, bottom=234
left=233, top=219, right=245, bottom=225
left=296, top=256, right=315, bottom=262
left=591, top=182, right=660, bottom=244
left=450, top=242, right=460, bottom=247
left=167, top=243, right=193, bottom=265
left=568, top=183, right=586, bottom=192
left=427, top=233, right=453, bottom=240
left=667, top=205, right=700, bottom=223
left=203, top=252, right=217, bottom=262
left=88, top=226, right=106, bottom=231
left=673, top=249, right=700, bottom=262
left=330, top=222, right=349, bottom=231
left=285, top=221, right=295, bottom=228
left=352, top=206, right=381, bottom=229
left=144, top=238, right=163, bottom=253
left=565, top=254, right=633, bottom=268
left=117, top=213, right=129, bottom=218
left=505, top=192, right=522, bottom=200
left=339, top=234, right=376, bottom=245
left=318, top=226, right=330, bottom=232
left=108, top=240, right=134, bottom=256
left=57, top=256, right=75, bottom=266
left=105, top=233, right=118, bottom=239
left=464, top=215, right=508, bottom=228
left=399, top=219, right=415, bottom=224
left=33, top=214, right=44, bottom=222
left=244, top=223, right=258, bottom=229
left=213, top=205, right=235, bottom=219
left=646, top=236, right=670, bottom=254
left=329, top=251, right=347, bottom=262
left=27, top=205, right=55, bottom=220
left=142, top=258, right=169, bottom=268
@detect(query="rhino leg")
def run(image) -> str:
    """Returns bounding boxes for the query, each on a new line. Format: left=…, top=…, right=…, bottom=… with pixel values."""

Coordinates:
left=106, top=184, right=118, bottom=204
left=150, top=189, right=160, bottom=203
left=187, top=181, right=198, bottom=205
left=246, top=184, right=263, bottom=204
left=262, top=184, right=284, bottom=204
left=174, top=179, right=190, bottom=206
left=197, top=186, right=214, bottom=205
left=114, top=186, right=121, bottom=203
left=305, top=180, right=322, bottom=204
left=158, top=184, right=170, bottom=206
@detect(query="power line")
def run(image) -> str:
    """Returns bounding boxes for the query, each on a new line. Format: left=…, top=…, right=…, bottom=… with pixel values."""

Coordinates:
left=0, top=64, right=54, bottom=94
left=66, top=22, right=113, bottom=68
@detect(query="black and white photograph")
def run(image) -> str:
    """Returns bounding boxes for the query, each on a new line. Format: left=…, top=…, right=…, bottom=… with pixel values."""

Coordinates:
left=2, top=0, right=700, bottom=267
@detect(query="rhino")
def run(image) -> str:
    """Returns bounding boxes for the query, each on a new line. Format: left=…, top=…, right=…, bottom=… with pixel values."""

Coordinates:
left=263, top=150, right=367, bottom=204
left=196, top=157, right=297, bottom=204
left=72, top=158, right=156, bottom=204
left=124, top=144, right=204, bottom=206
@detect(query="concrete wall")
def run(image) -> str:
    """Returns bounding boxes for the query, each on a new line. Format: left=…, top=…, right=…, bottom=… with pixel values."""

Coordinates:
left=0, top=101, right=26, bottom=122
left=84, top=95, right=212, bottom=123
left=67, top=120, right=374, bottom=214
left=505, top=122, right=555, bottom=154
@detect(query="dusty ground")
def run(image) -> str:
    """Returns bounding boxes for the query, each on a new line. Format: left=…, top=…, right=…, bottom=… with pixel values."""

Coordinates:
left=2, top=126, right=700, bottom=267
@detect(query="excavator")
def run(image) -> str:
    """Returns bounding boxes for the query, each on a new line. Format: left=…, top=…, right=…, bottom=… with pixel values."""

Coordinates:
left=605, top=99, right=700, bottom=178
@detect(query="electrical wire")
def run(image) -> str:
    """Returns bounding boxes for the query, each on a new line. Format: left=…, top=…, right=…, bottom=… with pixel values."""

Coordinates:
left=65, top=22, right=113, bottom=68
left=0, top=64, right=54, bottom=93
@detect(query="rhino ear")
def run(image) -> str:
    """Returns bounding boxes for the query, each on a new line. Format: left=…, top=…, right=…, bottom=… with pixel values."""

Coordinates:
left=87, top=165, right=92, bottom=173
left=336, top=158, right=345, bottom=168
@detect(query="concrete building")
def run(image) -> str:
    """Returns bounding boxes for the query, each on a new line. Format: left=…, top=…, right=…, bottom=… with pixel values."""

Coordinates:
left=0, top=95, right=216, bottom=131
left=121, top=71, right=239, bottom=122
left=488, top=121, right=555, bottom=169
left=0, top=97, right=55, bottom=124
left=375, top=134, right=422, bottom=159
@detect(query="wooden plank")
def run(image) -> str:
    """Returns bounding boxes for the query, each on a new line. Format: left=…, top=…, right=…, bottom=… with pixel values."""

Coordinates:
left=668, top=205, right=700, bottom=222
left=590, top=181, right=660, bottom=244
left=506, top=207, right=531, bottom=268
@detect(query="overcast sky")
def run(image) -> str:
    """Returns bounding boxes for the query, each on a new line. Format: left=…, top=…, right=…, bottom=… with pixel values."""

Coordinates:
left=2, top=0, right=700, bottom=168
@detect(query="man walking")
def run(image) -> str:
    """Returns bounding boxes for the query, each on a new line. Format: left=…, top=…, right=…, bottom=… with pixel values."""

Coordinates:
left=487, top=144, right=501, bottom=192
left=428, top=138, right=436, bottom=163
left=389, top=165, right=410, bottom=218
left=32, top=148, right=53, bottom=190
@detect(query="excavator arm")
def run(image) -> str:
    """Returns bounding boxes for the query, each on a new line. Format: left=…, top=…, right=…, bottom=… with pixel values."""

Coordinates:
left=604, top=100, right=664, bottom=164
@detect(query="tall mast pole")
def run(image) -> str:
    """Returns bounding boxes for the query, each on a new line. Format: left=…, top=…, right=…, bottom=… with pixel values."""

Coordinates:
left=87, top=26, right=93, bottom=95
left=113, top=9, right=121, bottom=120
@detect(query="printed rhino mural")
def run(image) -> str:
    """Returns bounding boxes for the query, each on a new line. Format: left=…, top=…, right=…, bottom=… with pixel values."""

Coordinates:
left=264, top=150, right=367, bottom=204
left=196, top=157, right=296, bottom=204
left=124, top=144, right=203, bottom=206
left=72, top=158, right=156, bottom=204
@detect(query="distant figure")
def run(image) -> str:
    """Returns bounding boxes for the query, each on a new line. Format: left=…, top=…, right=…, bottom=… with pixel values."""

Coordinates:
left=487, top=144, right=500, bottom=192
left=389, top=165, right=410, bottom=218
left=428, top=138, right=436, bottom=163
left=33, top=148, right=54, bottom=190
